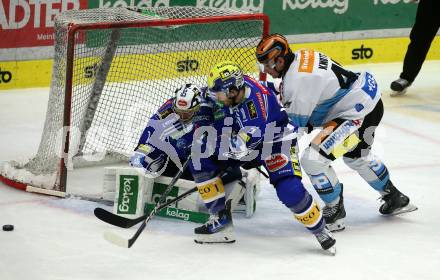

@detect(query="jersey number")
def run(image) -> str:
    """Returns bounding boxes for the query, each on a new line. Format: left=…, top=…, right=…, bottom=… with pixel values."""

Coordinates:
left=331, top=63, right=353, bottom=89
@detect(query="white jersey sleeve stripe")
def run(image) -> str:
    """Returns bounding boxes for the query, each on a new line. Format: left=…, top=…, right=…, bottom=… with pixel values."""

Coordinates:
left=288, top=113, right=310, bottom=127
left=308, top=87, right=352, bottom=126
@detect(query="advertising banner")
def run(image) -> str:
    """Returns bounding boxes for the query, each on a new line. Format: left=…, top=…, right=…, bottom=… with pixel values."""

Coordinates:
left=0, top=0, right=87, bottom=48
left=0, top=0, right=419, bottom=50
left=88, top=0, right=418, bottom=35
left=1, top=0, right=436, bottom=90
left=263, top=0, right=417, bottom=35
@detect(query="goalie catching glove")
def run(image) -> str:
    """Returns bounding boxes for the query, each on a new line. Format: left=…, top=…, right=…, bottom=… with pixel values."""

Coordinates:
left=129, top=144, right=169, bottom=175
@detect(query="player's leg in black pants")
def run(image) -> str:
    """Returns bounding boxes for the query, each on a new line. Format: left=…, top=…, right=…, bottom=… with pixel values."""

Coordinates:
left=400, top=0, right=440, bottom=83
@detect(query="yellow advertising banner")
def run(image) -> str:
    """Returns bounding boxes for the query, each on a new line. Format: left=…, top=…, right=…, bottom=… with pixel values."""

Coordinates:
left=1, top=36, right=439, bottom=90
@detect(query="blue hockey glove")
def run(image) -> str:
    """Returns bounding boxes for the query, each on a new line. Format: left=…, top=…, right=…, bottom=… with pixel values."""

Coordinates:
left=129, top=151, right=147, bottom=169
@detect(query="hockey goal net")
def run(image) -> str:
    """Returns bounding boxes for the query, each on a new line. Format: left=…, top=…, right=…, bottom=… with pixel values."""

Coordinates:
left=0, top=6, right=268, bottom=196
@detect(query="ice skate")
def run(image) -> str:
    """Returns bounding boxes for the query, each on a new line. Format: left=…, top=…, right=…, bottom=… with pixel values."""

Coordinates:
left=379, top=182, right=418, bottom=215
left=390, top=78, right=411, bottom=96
left=194, top=200, right=235, bottom=244
left=323, top=185, right=346, bottom=232
left=314, top=227, right=336, bottom=256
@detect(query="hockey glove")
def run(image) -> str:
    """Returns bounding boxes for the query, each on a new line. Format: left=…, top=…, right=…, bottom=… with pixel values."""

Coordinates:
left=129, top=151, right=147, bottom=169
left=129, top=144, right=153, bottom=168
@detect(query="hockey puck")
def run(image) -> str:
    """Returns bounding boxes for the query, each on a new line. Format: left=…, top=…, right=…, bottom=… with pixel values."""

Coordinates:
left=2, top=225, right=14, bottom=231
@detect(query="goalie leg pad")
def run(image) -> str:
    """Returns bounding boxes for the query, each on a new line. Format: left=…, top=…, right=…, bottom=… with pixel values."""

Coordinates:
left=225, top=180, right=246, bottom=213
left=229, top=168, right=259, bottom=218
left=244, top=180, right=256, bottom=218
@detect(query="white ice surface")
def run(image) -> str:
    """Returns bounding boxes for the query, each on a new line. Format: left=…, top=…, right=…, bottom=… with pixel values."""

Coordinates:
left=1, top=61, right=440, bottom=280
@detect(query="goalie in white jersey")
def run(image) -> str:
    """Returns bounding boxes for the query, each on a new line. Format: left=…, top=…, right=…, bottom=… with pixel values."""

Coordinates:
left=256, top=34, right=417, bottom=232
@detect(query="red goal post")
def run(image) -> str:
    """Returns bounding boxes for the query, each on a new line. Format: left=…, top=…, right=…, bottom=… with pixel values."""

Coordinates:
left=0, top=7, right=269, bottom=198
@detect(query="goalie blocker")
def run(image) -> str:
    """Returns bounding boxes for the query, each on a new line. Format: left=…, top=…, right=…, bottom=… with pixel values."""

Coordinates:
left=103, top=167, right=260, bottom=223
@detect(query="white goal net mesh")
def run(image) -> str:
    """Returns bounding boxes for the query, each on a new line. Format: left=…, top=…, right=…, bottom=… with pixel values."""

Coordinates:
left=0, top=7, right=266, bottom=192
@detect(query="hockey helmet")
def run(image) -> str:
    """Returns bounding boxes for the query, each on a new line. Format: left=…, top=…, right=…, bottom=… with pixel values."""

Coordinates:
left=256, top=33, right=290, bottom=65
left=207, top=61, right=244, bottom=100
left=173, top=84, right=201, bottom=122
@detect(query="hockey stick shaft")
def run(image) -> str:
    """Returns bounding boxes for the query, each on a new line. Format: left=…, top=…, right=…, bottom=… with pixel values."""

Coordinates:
left=96, top=164, right=241, bottom=228
left=129, top=156, right=191, bottom=247
left=256, top=166, right=269, bottom=179
left=95, top=185, right=198, bottom=228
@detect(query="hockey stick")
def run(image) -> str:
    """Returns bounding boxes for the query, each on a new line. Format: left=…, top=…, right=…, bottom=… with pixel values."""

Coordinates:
left=96, top=132, right=212, bottom=228
left=256, top=166, right=269, bottom=179
left=96, top=163, right=243, bottom=228
left=94, top=185, right=198, bottom=228
left=103, top=156, right=191, bottom=248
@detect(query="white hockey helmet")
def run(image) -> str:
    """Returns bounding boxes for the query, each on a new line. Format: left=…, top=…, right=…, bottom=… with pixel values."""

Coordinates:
left=173, top=83, right=202, bottom=122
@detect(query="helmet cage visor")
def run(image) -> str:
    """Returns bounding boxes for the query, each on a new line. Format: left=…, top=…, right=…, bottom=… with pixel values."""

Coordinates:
left=258, top=57, right=277, bottom=73
left=208, top=76, right=241, bottom=100
left=173, top=84, right=201, bottom=122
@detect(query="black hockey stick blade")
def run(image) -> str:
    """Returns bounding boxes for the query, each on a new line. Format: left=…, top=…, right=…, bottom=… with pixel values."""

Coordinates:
left=94, top=208, right=146, bottom=228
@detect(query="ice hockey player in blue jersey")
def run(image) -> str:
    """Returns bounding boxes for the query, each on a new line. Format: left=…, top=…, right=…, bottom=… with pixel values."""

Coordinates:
left=129, top=84, right=202, bottom=179
left=130, top=83, right=253, bottom=216
left=189, top=61, right=336, bottom=254
left=256, top=34, right=418, bottom=232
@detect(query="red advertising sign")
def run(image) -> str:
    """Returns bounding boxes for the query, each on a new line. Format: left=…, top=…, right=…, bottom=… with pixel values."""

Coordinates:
left=0, top=0, right=88, bottom=48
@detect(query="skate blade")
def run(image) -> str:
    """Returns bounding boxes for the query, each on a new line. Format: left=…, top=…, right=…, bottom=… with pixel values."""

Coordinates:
left=385, top=203, right=418, bottom=216
left=390, top=89, right=408, bottom=97
left=194, top=227, right=235, bottom=244
left=194, top=239, right=236, bottom=244
left=326, top=246, right=336, bottom=256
